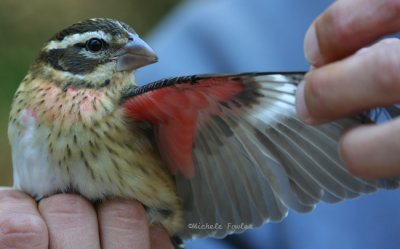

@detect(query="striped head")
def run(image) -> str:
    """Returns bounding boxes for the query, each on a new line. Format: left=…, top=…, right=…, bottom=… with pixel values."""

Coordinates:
left=30, top=18, right=157, bottom=89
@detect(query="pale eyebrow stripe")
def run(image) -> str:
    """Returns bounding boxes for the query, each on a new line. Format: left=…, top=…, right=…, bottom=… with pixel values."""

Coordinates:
left=44, top=31, right=112, bottom=51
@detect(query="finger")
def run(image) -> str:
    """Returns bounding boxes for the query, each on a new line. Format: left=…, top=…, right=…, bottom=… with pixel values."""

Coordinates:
left=0, top=188, right=48, bottom=249
left=297, top=38, right=400, bottom=124
left=150, top=226, right=173, bottom=249
left=304, top=0, right=400, bottom=65
left=38, top=194, right=100, bottom=249
left=340, top=118, right=400, bottom=179
left=97, top=199, right=150, bottom=249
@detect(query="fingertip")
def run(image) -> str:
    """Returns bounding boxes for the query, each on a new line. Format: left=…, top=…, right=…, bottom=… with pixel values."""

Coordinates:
left=304, top=24, right=322, bottom=66
left=339, top=121, right=400, bottom=179
left=296, top=80, right=313, bottom=124
left=339, top=127, right=364, bottom=177
left=296, top=78, right=327, bottom=124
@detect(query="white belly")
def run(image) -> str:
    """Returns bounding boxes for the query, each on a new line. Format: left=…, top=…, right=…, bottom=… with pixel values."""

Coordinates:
left=8, top=108, right=152, bottom=201
left=8, top=109, right=69, bottom=199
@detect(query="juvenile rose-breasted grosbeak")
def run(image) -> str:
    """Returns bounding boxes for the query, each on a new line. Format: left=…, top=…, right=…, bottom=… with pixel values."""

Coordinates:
left=8, top=18, right=400, bottom=241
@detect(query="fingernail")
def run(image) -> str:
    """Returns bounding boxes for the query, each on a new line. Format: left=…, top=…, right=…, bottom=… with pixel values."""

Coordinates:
left=304, top=25, right=321, bottom=65
left=295, top=80, right=312, bottom=123
left=355, top=47, right=369, bottom=56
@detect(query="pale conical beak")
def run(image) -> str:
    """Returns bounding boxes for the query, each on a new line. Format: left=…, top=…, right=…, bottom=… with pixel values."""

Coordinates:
left=116, top=34, right=158, bottom=71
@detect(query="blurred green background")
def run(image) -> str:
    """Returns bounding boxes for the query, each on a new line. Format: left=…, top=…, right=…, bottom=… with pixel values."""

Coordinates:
left=0, top=0, right=180, bottom=185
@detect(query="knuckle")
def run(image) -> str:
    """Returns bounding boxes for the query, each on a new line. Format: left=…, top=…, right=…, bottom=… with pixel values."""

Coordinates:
left=339, top=135, right=367, bottom=178
left=370, top=38, right=400, bottom=93
left=0, top=214, right=47, bottom=248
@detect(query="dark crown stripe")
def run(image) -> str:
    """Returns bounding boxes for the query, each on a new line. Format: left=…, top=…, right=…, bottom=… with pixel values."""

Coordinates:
left=51, top=18, right=134, bottom=42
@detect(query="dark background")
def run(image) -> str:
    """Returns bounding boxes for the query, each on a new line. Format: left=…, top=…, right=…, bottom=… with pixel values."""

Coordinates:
left=0, top=0, right=180, bottom=185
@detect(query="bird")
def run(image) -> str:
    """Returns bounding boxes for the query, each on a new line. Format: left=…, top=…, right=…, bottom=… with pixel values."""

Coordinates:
left=8, top=17, right=400, bottom=244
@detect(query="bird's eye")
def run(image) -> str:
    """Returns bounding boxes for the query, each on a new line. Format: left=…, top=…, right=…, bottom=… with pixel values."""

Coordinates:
left=86, top=38, right=103, bottom=52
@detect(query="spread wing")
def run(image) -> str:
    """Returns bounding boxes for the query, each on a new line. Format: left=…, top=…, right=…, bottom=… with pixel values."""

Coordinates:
left=121, top=72, right=400, bottom=239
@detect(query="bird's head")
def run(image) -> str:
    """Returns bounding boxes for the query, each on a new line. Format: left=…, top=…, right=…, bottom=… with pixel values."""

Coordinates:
left=30, top=18, right=158, bottom=89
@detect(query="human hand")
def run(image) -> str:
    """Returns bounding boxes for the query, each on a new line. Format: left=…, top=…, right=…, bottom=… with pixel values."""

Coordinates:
left=0, top=187, right=172, bottom=249
left=296, top=0, right=400, bottom=179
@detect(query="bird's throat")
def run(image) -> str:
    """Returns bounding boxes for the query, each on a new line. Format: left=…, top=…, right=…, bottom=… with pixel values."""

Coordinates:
left=30, top=79, right=117, bottom=126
